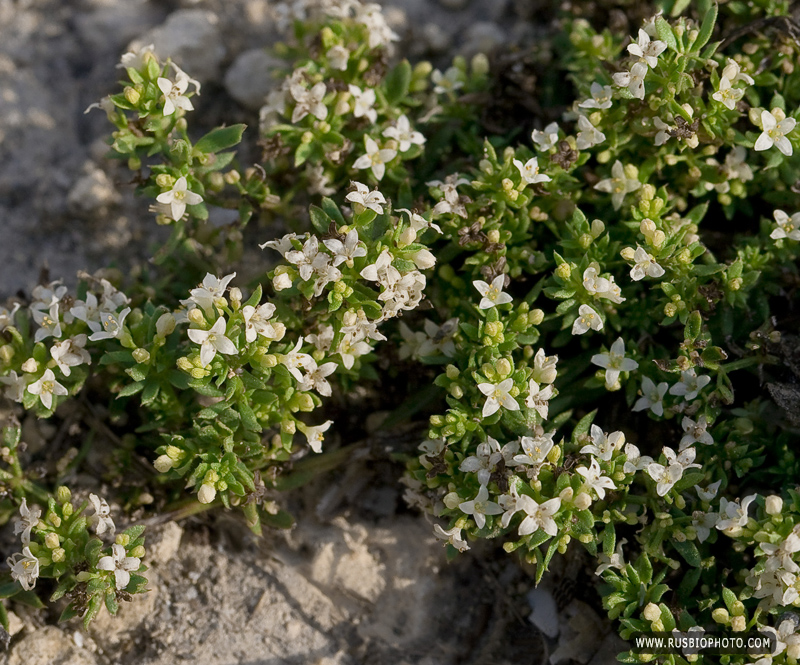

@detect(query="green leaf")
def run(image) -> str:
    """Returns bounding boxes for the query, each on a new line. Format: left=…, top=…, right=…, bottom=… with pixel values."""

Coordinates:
left=59, top=602, right=80, bottom=623
left=684, top=310, right=702, bottom=342
left=194, top=124, right=247, bottom=154
left=141, top=381, right=159, bottom=406
left=722, top=586, right=737, bottom=612
left=655, top=16, right=678, bottom=51
left=384, top=59, right=412, bottom=106
left=83, top=594, right=102, bottom=629
left=14, top=590, right=45, bottom=609
left=673, top=539, right=702, bottom=567
left=603, top=525, right=616, bottom=556
left=321, top=197, right=345, bottom=226
left=572, top=409, right=597, bottom=443
left=104, top=591, right=119, bottom=616
left=0, top=583, right=19, bottom=600
left=309, top=205, right=331, bottom=235
left=118, top=381, right=145, bottom=398
left=694, top=2, right=718, bottom=52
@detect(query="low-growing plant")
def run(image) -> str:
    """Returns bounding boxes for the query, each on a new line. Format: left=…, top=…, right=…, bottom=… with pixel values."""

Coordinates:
left=2, top=0, right=800, bottom=661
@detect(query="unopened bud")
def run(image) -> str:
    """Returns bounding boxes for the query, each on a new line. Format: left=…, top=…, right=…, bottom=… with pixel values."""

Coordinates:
left=156, top=312, right=176, bottom=337
left=52, top=547, right=65, bottom=563
left=590, top=219, right=605, bottom=238
left=731, top=615, right=746, bottom=632
left=766, top=495, right=783, bottom=515
left=132, top=348, right=150, bottom=364
left=643, top=603, right=661, bottom=621
left=712, top=608, right=730, bottom=624
left=154, top=455, right=174, bottom=473
left=45, top=532, right=60, bottom=549
left=56, top=486, right=71, bottom=504
left=123, top=86, right=140, bottom=105
left=21, top=358, right=38, bottom=373
left=188, top=308, right=205, bottom=325
left=555, top=263, right=571, bottom=280
left=620, top=247, right=636, bottom=261
left=559, top=487, right=574, bottom=502
left=198, top=483, right=217, bottom=504
left=130, top=546, right=146, bottom=559
left=115, top=534, right=130, bottom=547
left=574, top=492, right=592, bottom=510
left=529, top=309, right=544, bottom=325
left=229, top=287, right=242, bottom=308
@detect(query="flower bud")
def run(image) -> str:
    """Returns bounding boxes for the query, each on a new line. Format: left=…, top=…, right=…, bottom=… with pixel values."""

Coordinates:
left=48, top=513, right=61, bottom=528
left=52, top=548, right=66, bottom=563
left=190, top=368, right=206, bottom=379
left=62, top=502, right=73, bottom=517
left=130, top=546, right=146, bottom=559
left=281, top=419, right=296, bottom=435
left=155, top=173, right=174, bottom=189
left=443, top=492, right=461, bottom=509
left=643, top=603, right=661, bottom=621
left=529, top=309, right=544, bottom=325
left=446, top=364, right=460, bottom=380
left=273, top=271, right=293, bottom=291
left=555, top=263, right=571, bottom=280
left=547, top=444, right=561, bottom=465
left=229, top=287, right=242, bottom=309
left=45, top=532, right=60, bottom=549
left=731, top=615, right=746, bottom=632
left=398, top=226, right=416, bottom=247
left=154, top=455, right=174, bottom=473
left=116, top=534, right=130, bottom=547
left=198, top=483, right=217, bottom=504
left=578, top=233, right=593, bottom=249
left=123, top=86, right=140, bottom=105
left=156, top=312, right=176, bottom=337
left=712, top=608, right=729, bottom=624
left=223, top=170, right=241, bottom=185
left=450, top=384, right=464, bottom=399
left=188, top=308, right=205, bottom=325
left=21, top=358, right=38, bottom=373
left=132, top=348, right=150, bottom=364
left=766, top=495, right=783, bottom=515
left=56, top=486, right=71, bottom=504
left=496, top=358, right=512, bottom=377
left=620, top=247, right=635, bottom=261
left=177, top=357, right=193, bottom=372
left=590, top=219, right=605, bottom=238
left=574, top=492, right=592, bottom=510
left=559, top=487, right=574, bottom=503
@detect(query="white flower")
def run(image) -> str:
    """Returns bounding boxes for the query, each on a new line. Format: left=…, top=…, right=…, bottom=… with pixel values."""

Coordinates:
left=629, top=246, right=665, bottom=281
left=97, top=543, right=140, bottom=590
left=324, top=229, right=367, bottom=267
left=395, top=208, right=442, bottom=237
left=156, top=176, right=203, bottom=221
left=345, top=181, right=386, bottom=214
left=336, top=335, right=372, bottom=370
left=186, top=272, right=236, bottom=313
left=326, top=44, right=349, bottom=70
left=575, top=114, right=606, bottom=150
left=525, top=381, right=556, bottom=419
left=576, top=458, right=616, bottom=499
left=429, top=175, right=470, bottom=218
left=591, top=338, right=638, bottom=386
left=477, top=378, right=520, bottom=418
left=50, top=335, right=90, bottom=377
left=300, top=420, right=333, bottom=453
left=0, top=303, right=19, bottom=331
left=382, top=115, right=425, bottom=152
left=307, top=163, right=336, bottom=196
left=531, top=122, right=560, bottom=151
left=88, top=307, right=131, bottom=342
left=581, top=424, right=625, bottom=461
left=7, top=546, right=39, bottom=590
left=572, top=304, right=603, bottom=335
left=355, top=3, right=399, bottom=48
left=472, top=275, right=513, bottom=309
left=646, top=456, right=684, bottom=496
left=513, top=157, right=551, bottom=185
left=532, top=349, right=558, bottom=384
left=680, top=415, right=713, bottom=450
left=118, top=43, right=156, bottom=71
left=627, top=29, right=667, bottom=68
left=27, top=369, right=68, bottom=410
left=712, top=76, right=744, bottom=111
left=594, top=160, right=641, bottom=210
left=771, top=210, right=800, bottom=241
left=290, top=80, right=327, bottom=123
left=13, top=499, right=41, bottom=545
left=459, top=437, right=519, bottom=486
left=286, top=236, right=326, bottom=282
left=582, top=265, right=625, bottom=304
left=596, top=538, right=627, bottom=575
left=513, top=432, right=555, bottom=468
left=353, top=136, right=396, bottom=181
left=431, top=67, right=463, bottom=95
left=693, top=511, right=718, bottom=543
left=298, top=360, right=337, bottom=397
left=157, top=75, right=194, bottom=116
left=754, top=109, right=796, bottom=156
left=716, top=495, right=757, bottom=532
left=0, top=371, right=26, bottom=403
left=579, top=82, right=613, bottom=110
left=259, top=232, right=304, bottom=256
left=632, top=376, right=669, bottom=416
left=722, top=59, right=754, bottom=85
left=32, top=303, right=62, bottom=343
left=187, top=317, right=238, bottom=367
left=280, top=337, right=315, bottom=381
left=88, top=493, right=115, bottom=537
left=517, top=496, right=561, bottom=537
left=348, top=84, right=377, bottom=123
left=459, top=485, right=503, bottom=530
left=433, top=524, right=469, bottom=552
left=669, top=369, right=711, bottom=402
left=653, top=117, right=672, bottom=146
left=612, top=62, right=648, bottom=100
left=306, top=325, right=334, bottom=352
left=623, top=443, right=652, bottom=475
left=360, top=249, right=400, bottom=287
left=242, top=303, right=283, bottom=343
left=697, top=479, right=721, bottom=502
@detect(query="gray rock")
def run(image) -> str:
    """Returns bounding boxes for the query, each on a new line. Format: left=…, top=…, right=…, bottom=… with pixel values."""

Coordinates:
left=9, top=625, right=98, bottom=665
left=438, top=0, right=471, bottom=9
left=67, top=163, right=120, bottom=218
left=459, top=21, right=506, bottom=58
left=129, top=9, right=225, bottom=82
left=223, top=48, right=286, bottom=111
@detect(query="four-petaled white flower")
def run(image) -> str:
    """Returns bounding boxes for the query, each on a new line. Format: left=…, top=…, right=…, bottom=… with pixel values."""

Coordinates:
left=576, top=458, right=616, bottom=499
left=324, top=229, right=367, bottom=267
left=596, top=538, right=627, bottom=575
left=382, top=115, right=425, bottom=152
left=353, top=136, right=397, bottom=181
left=157, top=74, right=194, bottom=116
left=517, top=495, right=561, bottom=536
left=433, top=524, right=469, bottom=552
left=629, top=246, right=665, bottom=281
left=771, top=209, right=800, bottom=241
left=300, top=420, right=333, bottom=453
left=582, top=265, right=625, bottom=304
left=345, top=181, right=386, bottom=214
left=156, top=176, right=203, bottom=222
left=581, top=424, right=625, bottom=461
left=572, top=304, right=603, bottom=335
left=242, top=303, right=283, bottom=343
left=326, top=44, right=349, bottom=70
left=477, top=378, right=520, bottom=418
left=576, top=114, right=606, bottom=150
left=525, top=380, right=556, bottom=419
left=513, top=157, right=551, bottom=185
left=429, top=175, right=470, bottom=218
left=186, top=272, right=236, bottom=313
left=13, top=499, right=41, bottom=545
left=50, top=335, right=90, bottom=377
left=32, top=303, right=62, bottom=343
left=623, top=443, right=652, bottom=475
left=0, top=371, right=26, bottom=403
left=646, top=453, right=684, bottom=497
left=472, top=275, right=513, bottom=309
left=187, top=317, right=238, bottom=367
left=290, top=81, right=327, bottom=123
left=459, top=485, right=503, bottom=530
left=298, top=359, right=338, bottom=397
left=27, top=369, right=68, bottom=410
left=680, top=415, right=714, bottom=450
left=88, top=493, right=115, bottom=537
left=89, top=307, right=131, bottom=342
left=7, top=546, right=39, bottom=591
left=594, top=160, right=641, bottom=210
left=721, top=58, right=754, bottom=86
left=693, top=511, right=718, bottom=544
left=459, top=436, right=519, bottom=486
left=613, top=62, right=648, bottom=100
left=348, top=84, right=377, bottom=123
left=431, top=67, right=463, bottom=95
left=669, top=368, right=711, bottom=402
left=712, top=76, right=744, bottom=111
left=97, top=543, right=141, bottom=590
left=754, top=109, right=796, bottom=156
left=716, top=494, right=757, bottom=532
left=627, top=29, right=667, bottom=68
left=591, top=337, right=639, bottom=387
left=512, top=432, right=555, bottom=468
left=280, top=337, right=315, bottom=381
left=579, top=82, right=613, bottom=110
left=697, top=479, right=721, bottom=502
left=632, top=376, right=669, bottom=416
left=531, top=122, right=560, bottom=151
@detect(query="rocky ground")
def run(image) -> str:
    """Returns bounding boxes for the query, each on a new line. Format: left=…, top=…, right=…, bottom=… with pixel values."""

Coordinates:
left=0, top=0, right=625, bottom=662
